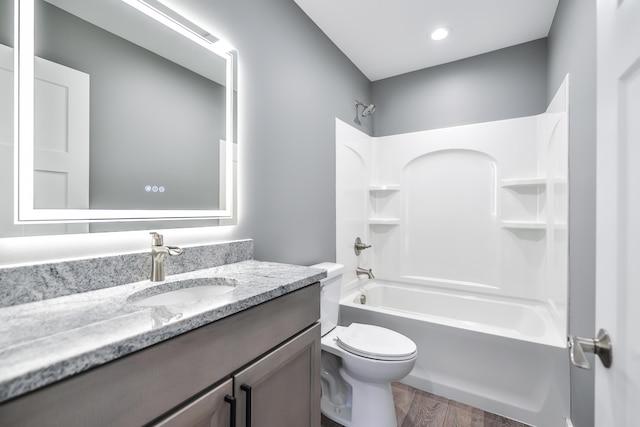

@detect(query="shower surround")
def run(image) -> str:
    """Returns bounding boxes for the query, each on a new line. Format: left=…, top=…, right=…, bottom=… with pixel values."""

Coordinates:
left=335, top=77, right=570, bottom=426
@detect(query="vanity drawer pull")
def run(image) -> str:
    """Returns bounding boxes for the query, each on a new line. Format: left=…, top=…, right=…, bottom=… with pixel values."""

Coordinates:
left=224, top=395, right=236, bottom=427
left=240, top=384, right=252, bottom=427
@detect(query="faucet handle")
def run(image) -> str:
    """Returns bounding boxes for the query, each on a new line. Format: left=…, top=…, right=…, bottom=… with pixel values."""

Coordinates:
left=150, top=232, right=163, bottom=246
left=167, top=246, right=184, bottom=256
left=354, top=237, right=372, bottom=256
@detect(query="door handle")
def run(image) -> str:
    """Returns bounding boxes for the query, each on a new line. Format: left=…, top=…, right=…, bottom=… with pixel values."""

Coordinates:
left=568, top=328, right=612, bottom=370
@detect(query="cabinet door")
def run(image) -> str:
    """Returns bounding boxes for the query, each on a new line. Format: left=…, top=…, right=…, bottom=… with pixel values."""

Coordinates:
left=154, top=378, right=234, bottom=427
left=234, top=324, right=321, bottom=427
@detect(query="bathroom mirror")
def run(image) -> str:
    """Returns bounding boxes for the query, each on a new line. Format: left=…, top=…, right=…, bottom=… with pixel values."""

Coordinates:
left=9, top=0, right=236, bottom=228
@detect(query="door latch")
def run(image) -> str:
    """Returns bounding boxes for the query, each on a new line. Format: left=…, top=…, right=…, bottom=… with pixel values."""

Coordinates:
left=568, top=329, right=612, bottom=370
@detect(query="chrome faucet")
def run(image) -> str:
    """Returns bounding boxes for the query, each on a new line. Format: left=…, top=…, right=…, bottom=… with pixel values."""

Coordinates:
left=150, top=232, right=183, bottom=282
left=356, top=267, right=375, bottom=279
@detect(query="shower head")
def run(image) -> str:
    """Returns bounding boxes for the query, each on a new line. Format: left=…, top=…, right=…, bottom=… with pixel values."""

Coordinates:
left=355, top=100, right=376, bottom=117
left=362, top=103, right=376, bottom=116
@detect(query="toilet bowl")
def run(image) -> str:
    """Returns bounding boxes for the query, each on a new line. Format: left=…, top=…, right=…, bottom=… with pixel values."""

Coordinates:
left=311, top=263, right=417, bottom=427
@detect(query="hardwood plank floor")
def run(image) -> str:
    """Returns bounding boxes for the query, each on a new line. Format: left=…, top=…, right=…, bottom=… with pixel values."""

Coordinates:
left=321, top=382, right=531, bottom=427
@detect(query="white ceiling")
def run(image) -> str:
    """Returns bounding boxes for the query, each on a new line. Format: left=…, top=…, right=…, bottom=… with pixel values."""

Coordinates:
left=293, top=0, right=559, bottom=82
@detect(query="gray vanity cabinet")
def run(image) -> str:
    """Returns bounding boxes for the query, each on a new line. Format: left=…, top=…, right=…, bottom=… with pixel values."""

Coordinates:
left=0, top=284, right=321, bottom=427
left=153, top=325, right=320, bottom=427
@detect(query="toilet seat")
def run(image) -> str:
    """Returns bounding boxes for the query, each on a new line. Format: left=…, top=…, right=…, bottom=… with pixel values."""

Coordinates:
left=336, top=323, right=417, bottom=361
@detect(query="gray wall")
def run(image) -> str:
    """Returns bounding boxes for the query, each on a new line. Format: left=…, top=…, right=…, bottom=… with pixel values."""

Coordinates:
left=36, top=0, right=224, bottom=210
left=547, top=0, right=597, bottom=426
left=371, top=39, right=548, bottom=137
left=175, top=0, right=372, bottom=264
left=0, top=0, right=12, bottom=47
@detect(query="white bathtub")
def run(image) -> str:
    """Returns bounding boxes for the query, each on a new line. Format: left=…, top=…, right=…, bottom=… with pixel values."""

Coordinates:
left=339, top=279, right=570, bottom=427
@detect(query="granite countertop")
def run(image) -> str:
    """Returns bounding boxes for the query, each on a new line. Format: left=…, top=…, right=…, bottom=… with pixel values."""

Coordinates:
left=0, top=260, right=326, bottom=403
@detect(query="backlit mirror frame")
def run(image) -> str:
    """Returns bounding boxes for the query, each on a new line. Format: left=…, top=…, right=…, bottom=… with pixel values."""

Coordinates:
left=14, top=0, right=236, bottom=223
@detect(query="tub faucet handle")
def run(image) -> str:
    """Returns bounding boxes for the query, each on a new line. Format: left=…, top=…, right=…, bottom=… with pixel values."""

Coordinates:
left=354, top=237, right=372, bottom=256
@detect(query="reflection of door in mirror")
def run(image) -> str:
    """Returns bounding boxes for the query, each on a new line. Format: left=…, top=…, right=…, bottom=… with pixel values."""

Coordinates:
left=0, top=43, right=89, bottom=236
left=35, top=0, right=224, bottom=212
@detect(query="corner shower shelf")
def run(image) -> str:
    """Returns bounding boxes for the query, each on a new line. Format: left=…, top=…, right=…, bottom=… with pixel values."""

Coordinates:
left=501, top=220, right=546, bottom=230
left=501, top=178, right=546, bottom=188
left=368, top=185, right=400, bottom=193
left=500, top=178, right=550, bottom=232
left=368, top=185, right=400, bottom=228
left=368, top=218, right=400, bottom=226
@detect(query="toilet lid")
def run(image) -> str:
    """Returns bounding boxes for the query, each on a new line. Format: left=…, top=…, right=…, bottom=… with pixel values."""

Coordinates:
left=336, top=323, right=417, bottom=361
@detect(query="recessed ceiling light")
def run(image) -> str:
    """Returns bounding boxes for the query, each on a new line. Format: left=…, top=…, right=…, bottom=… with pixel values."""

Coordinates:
left=430, top=27, right=450, bottom=41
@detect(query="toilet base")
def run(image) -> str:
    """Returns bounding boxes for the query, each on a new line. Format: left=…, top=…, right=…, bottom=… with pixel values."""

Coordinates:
left=341, top=367, right=397, bottom=427
left=320, top=359, right=398, bottom=427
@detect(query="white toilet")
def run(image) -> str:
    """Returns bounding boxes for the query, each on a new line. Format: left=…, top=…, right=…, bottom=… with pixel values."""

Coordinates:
left=311, top=262, right=418, bottom=427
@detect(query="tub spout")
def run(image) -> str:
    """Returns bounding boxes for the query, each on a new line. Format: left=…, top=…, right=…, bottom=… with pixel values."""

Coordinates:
left=356, top=267, right=375, bottom=279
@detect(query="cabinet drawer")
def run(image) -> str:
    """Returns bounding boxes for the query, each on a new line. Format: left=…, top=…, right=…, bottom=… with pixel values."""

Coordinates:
left=153, top=379, right=233, bottom=427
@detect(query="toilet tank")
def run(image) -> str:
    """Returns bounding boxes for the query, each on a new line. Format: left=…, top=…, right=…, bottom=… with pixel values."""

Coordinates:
left=310, top=262, right=344, bottom=336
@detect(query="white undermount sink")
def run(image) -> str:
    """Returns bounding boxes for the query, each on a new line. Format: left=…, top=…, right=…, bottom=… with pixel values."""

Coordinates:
left=128, top=278, right=237, bottom=307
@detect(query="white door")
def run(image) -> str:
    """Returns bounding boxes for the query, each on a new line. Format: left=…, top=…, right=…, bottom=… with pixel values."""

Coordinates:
left=0, top=43, right=89, bottom=236
left=595, top=0, right=640, bottom=425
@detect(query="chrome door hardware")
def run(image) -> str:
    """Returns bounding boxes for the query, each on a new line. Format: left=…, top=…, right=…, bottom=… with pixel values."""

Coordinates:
left=568, top=329, right=612, bottom=370
left=354, top=237, right=372, bottom=255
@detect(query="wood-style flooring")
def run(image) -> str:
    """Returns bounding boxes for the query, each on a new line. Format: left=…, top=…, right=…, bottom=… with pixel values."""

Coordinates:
left=321, top=382, right=531, bottom=427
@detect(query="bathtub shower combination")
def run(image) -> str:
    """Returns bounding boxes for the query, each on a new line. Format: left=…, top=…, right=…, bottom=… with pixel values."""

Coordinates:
left=335, top=77, right=570, bottom=427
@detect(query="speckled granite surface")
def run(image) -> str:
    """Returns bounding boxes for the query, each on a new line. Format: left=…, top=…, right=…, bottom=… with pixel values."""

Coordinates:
left=0, top=239, right=254, bottom=308
left=0, top=260, right=326, bottom=403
